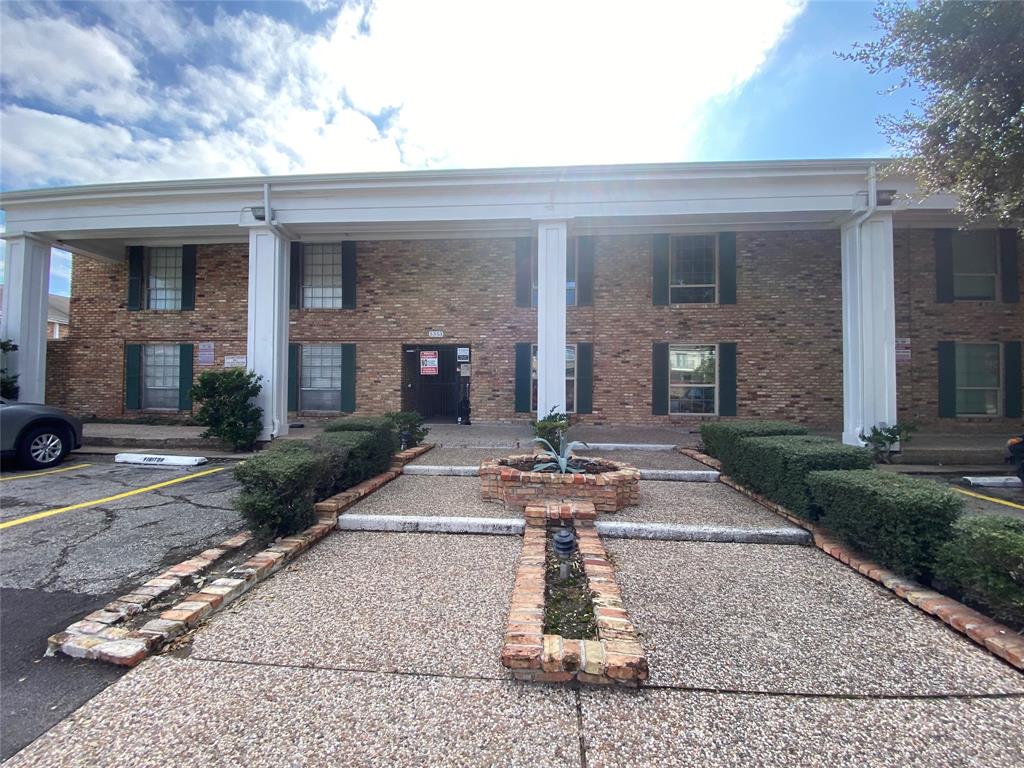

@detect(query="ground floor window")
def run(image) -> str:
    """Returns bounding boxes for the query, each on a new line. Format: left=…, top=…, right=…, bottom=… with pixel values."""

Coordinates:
left=955, top=342, right=1001, bottom=416
left=531, top=344, right=576, bottom=413
left=669, top=344, right=717, bottom=414
left=300, top=343, right=343, bottom=411
left=143, top=344, right=181, bottom=409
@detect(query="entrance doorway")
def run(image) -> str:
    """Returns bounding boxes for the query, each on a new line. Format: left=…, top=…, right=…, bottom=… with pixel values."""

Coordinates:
left=402, top=345, right=470, bottom=421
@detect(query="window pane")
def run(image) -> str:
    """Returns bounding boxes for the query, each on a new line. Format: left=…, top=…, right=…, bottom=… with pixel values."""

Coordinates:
left=671, top=235, right=716, bottom=292
left=143, top=344, right=180, bottom=409
left=669, top=345, right=716, bottom=385
left=956, top=388, right=998, bottom=416
left=530, top=344, right=576, bottom=413
left=566, top=247, right=577, bottom=306
left=146, top=247, right=182, bottom=310
left=671, top=286, right=716, bottom=304
left=955, top=344, right=1000, bottom=388
left=952, top=231, right=997, bottom=273
left=300, top=344, right=343, bottom=410
left=953, top=275, right=996, bottom=300
left=670, top=386, right=716, bottom=415
left=302, top=244, right=344, bottom=309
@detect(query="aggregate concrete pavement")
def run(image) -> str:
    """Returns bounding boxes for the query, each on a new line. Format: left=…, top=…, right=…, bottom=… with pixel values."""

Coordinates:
left=614, top=481, right=797, bottom=529
left=349, top=475, right=520, bottom=518
left=407, top=446, right=710, bottom=471
left=0, top=459, right=246, bottom=761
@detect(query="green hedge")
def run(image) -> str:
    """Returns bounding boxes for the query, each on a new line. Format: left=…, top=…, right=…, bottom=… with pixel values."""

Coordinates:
left=234, top=441, right=325, bottom=538
left=933, top=515, right=1024, bottom=629
left=729, top=435, right=873, bottom=519
left=699, top=420, right=808, bottom=466
left=808, top=470, right=962, bottom=580
left=234, top=424, right=397, bottom=540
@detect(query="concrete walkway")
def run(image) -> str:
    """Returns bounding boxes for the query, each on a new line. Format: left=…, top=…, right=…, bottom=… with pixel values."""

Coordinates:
left=7, top=472, right=1023, bottom=767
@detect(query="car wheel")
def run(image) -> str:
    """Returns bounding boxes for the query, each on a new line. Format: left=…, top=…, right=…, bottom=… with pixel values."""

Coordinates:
left=18, top=426, right=69, bottom=469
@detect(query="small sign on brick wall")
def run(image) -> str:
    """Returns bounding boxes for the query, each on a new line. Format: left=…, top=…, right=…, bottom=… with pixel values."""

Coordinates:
left=896, top=337, right=911, bottom=364
left=224, top=355, right=247, bottom=368
left=420, top=350, right=438, bottom=375
left=198, top=342, right=215, bottom=366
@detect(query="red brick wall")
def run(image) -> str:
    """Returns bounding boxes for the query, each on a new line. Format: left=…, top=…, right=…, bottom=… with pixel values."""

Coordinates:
left=894, top=228, right=1023, bottom=430
left=46, top=230, right=1021, bottom=431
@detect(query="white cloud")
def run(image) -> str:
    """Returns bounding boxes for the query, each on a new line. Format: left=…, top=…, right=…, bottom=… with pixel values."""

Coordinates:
left=0, top=0, right=806, bottom=189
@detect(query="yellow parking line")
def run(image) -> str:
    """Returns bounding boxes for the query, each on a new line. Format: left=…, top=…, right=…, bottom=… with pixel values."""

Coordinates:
left=0, top=466, right=228, bottom=530
left=953, top=487, right=1024, bottom=511
left=0, top=463, right=93, bottom=482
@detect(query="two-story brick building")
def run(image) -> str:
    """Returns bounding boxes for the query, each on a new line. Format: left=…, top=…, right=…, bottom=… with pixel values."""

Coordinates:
left=1, top=160, right=1020, bottom=443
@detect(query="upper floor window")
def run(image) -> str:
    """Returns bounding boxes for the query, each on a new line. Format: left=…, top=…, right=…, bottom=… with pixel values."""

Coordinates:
left=671, top=235, right=717, bottom=304
left=145, top=247, right=183, bottom=310
left=952, top=231, right=998, bottom=300
left=302, top=244, right=345, bottom=309
left=531, top=344, right=577, bottom=413
left=669, top=344, right=717, bottom=414
left=531, top=238, right=578, bottom=306
left=955, top=342, right=1001, bottom=416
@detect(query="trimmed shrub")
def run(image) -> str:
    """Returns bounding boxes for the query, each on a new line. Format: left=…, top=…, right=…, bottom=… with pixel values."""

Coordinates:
left=699, top=420, right=808, bottom=466
left=312, top=429, right=392, bottom=496
left=729, top=435, right=873, bottom=519
left=233, top=441, right=325, bottom=539
left=808, top=470, right=962, bottom=580
left=190, top=369, right=263, bottom=451
left=533, top=408, right=569, bottom=451
left=933, top=515, right=1024, bottom=629
left=385, top=410, right=430, bottom=448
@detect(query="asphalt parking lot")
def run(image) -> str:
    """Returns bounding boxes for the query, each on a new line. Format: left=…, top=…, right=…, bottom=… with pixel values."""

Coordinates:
left=930, top=473, right=1024, bottom=520
left=0, top=456, right=245, bottom=761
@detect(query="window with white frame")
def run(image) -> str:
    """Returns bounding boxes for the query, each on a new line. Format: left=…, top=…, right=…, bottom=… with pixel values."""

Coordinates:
left=302, top=244, right=345, bottom=309
left=530, top=344, right=577, bottom=413
left=143, top=344, right=180, bottom=410
left=300, top=344, right=343, bottom=411
left=670, top=235, right=717, bottom=304
left=669, top=344, right=717, bottom=414
left=531, top=238, right=578, bottom=306
left=955, top=342, right=1001, bottom=416
left=145, top=247, right=183, bottom=310
left=952, top=231, right=999, bottom=300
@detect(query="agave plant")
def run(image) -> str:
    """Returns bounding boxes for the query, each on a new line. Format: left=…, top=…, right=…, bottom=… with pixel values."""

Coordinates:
left=532, top=436, right=590, bottom=474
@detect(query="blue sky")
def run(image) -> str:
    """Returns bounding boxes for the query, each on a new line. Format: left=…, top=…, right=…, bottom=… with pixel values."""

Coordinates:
left=0, top=0, right=919, bottom=296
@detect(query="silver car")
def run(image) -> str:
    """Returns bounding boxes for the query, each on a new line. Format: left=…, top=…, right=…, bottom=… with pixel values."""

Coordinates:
left=0, top=399, right=83, bottom=469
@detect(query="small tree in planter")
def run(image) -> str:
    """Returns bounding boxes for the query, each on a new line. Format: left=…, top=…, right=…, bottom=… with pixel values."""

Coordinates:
left=859, top=422, right=918, bottom=464
left=533, top=408, right=569, bottom=452
left=384, top=411, right=430, bottom=450
left=190, top=369, right=263, bottom=451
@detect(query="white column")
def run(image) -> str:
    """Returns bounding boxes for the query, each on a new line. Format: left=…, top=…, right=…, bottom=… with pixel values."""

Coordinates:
left=1, top=236, right=51, bottom=403
left=536, top=220, right=568, bottom=416
left=246, top=227, right=289, bottom=441
left=841, top=213, right=897, bottom=445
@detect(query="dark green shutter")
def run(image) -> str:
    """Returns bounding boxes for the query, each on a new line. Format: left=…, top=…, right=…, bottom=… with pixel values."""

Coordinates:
left=181, top=245, right=197, bottom=310
left=178, top=344, right=194, bottom=411
left=937, top=341, right=956, bottom=417
left=576, top=342, right=593, bottom=414
left=577, top=237, right=595, bottom=306
left=1004, top=341, right=1022, bottom=419
left=124, top=344, right=142, bottom=410
left=289, top=242, right=302, bottom=309
left=718, top=342, right=737, bottom=416
left=342, top=241, right=357, bottom=309
left=514, top=342, right=532, bottom=412
left=999, top=229, right=1019, bottom=303
left=341, top=343, right=356, bottom=412
left=718, top=232, right=737, bottom=305
left=515, top=238, right=532, bottom=307
left=935, top=229, right=954, bottom=303
left=652, top=235, right=670, bottom=306
left=127, top=247, right=144, bottom=310
left=288, top=343, right=299, bottom=411
left=652, top=342, right=669, bottom=415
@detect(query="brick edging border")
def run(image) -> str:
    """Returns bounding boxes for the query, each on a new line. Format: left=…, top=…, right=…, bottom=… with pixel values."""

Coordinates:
left=46, top=443, right=435, bottom=667
left=678, top=447, right=1024, bottom=671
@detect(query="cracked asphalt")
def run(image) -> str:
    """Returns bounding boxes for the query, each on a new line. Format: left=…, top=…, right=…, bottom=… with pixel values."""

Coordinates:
left=0, top=457, right=245, bottom=760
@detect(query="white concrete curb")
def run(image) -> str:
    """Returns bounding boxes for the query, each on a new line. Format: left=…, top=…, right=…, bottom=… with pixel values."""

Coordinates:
left=336, top=514, right=809, bottom=544
left=114, top=453, right=208, bottom=467
left=961, top=475, right=1023, bottom=488
left=583, top=442, right=677, bottom=451
left=639, top=469, right=720, bottom=482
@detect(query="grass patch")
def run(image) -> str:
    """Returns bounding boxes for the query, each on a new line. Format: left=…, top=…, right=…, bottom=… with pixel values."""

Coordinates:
left=543, top=529, right=598, bottom=640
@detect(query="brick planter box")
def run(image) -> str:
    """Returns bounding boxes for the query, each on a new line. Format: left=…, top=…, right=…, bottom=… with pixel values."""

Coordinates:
left=480, top=455, right=640, bottom=513
left=500, top=501, right=648, bottom=686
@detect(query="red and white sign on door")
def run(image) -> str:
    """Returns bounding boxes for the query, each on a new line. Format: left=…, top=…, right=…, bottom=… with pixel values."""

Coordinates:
left=420, top=350, right=439, bottom=375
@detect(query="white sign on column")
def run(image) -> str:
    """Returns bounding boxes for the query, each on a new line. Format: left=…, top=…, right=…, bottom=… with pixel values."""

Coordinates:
left=0, top=236, right=51, bottom=403
left=246, top=228, right=289, bottom=441
left=841, top=212, right=897, bottom=445
left=536, top=220, right=568, bottom=416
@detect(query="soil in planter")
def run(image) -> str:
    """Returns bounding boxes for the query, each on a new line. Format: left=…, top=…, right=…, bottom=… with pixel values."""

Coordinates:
left=504, top=457, right=620, bottom=475
left=543, top=530, right=598, bottom=640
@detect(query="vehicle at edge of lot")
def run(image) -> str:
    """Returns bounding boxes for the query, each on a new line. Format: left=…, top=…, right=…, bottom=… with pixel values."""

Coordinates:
left=1007, top=435, right=1024, bottom=484
left=0, top=399, right=83, bottom=469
